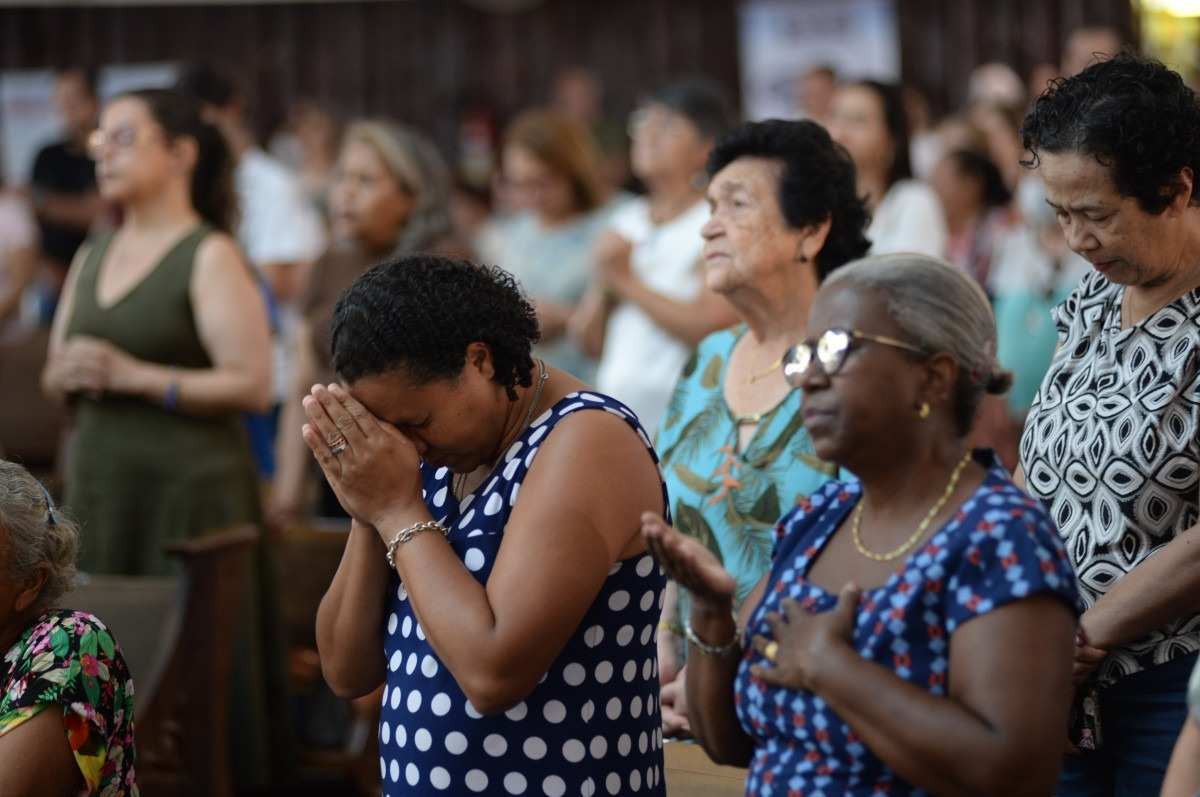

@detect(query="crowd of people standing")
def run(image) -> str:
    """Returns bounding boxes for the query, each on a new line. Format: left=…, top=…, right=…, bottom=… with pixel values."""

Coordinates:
left=2, top=22, right=1200, bottom=797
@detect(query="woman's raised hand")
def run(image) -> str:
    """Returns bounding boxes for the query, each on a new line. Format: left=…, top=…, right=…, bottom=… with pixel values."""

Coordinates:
left=641, top=512, right=736, bottom=612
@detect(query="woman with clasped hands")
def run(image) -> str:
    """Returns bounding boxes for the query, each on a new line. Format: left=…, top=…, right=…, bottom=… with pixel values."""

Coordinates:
left=309, top=255, right=669, bottom=796
left=644, top=254, right=1081, bottom=796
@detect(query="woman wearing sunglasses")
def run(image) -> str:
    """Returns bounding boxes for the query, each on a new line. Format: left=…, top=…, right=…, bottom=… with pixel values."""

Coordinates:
left=653, top=119, right=870, bottom=736
left=645, top=253, right=1081, bottom=796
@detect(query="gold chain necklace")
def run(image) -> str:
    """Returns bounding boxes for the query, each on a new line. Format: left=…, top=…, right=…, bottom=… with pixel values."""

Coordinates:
left=454, top=360, right=549, bottom=500
left=851, top=451, right=973, bottom=562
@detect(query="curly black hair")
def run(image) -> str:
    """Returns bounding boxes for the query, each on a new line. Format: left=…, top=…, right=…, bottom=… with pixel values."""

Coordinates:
left=706, top=119, right=872, bottom=281
left=1020, top=53, right=1200, bottom=214
left=331, top=255, right=540, bottom=399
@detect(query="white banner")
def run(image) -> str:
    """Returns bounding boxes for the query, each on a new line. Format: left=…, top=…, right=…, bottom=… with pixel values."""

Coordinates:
left=738, top=0, right=900, bottom=121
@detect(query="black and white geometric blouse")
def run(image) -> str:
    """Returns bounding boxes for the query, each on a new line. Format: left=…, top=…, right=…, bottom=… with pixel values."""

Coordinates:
left=1020, top=269, right=1200, bottom=685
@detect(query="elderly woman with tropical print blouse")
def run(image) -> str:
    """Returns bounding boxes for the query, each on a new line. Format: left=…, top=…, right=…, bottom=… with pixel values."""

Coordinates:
left=1018, top=54, right=1200, bottom=795
left=0, top=459, right=137, bottom=796
left=654, top=119, right=870, bottom=734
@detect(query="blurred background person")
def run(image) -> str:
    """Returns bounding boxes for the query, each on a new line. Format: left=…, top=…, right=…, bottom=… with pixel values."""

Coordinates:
left=654, top=118, right=871, bottom=736
left=492, top=109, right=617, bottom=381
left=1062, top=25, right=1125, bottom=77
left=572, top=78, right=738, bottom=434
left=30, top=67, right=103, bottom=318
left=271, top=120, right=464, bottom=525
left=0, top=176, right=40, bottom=345
left=828, top=79, right=947, bottom=258
left=793, top=63, right=837, bottom=128
left=176, top=62, right=326, bottom=479
left=270, top=98, right=341, bottom=227
left=39, top=87, right=283, bottom=787
left=931, top=147, right=1014, bottom=287
left=551, top=65, right=633, bottom=199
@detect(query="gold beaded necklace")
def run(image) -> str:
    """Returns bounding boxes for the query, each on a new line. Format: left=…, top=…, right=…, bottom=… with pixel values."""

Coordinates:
left=851, top=451, right=973, bottom=562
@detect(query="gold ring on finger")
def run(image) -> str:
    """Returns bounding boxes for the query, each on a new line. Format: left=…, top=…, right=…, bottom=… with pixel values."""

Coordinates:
left=763, top=641, right=779, bottom=663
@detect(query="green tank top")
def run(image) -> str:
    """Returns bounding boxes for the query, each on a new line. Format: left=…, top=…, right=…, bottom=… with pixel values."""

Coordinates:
left=64, top=224, right=261, bottom=575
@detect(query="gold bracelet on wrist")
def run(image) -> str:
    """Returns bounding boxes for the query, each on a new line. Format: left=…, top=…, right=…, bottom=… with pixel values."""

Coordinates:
left=384, top=520, right=448, bottom=569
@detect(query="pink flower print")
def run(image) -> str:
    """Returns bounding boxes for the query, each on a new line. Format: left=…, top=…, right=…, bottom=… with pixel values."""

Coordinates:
left=81, top=653, right=101, bottom=677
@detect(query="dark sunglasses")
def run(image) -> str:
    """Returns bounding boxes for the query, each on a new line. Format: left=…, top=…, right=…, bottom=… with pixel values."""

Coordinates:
left=781, top=328, right=926, bottom=387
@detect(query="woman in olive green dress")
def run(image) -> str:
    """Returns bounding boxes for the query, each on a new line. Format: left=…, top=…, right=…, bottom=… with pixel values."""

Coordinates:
left=41, top=89, right=284, bottom=787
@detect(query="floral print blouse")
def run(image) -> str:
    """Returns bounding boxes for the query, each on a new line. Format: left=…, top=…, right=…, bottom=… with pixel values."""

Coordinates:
left=0, top=609, right=138, bottom=796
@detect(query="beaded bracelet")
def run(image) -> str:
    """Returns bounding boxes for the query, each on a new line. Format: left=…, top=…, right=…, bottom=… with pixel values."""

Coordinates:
left=385, top=520, right=449, bottom=569
left=683, top=619, right=742, bottom=658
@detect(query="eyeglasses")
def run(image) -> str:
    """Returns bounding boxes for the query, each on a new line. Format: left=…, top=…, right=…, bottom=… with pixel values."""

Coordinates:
left=86, top=126, right=148, bottom=160
left=781, top=328, right=927, bottom=387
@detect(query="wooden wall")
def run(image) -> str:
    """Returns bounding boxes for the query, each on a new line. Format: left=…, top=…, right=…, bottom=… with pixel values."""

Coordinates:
left=0, top=0, right=1134, bottom=147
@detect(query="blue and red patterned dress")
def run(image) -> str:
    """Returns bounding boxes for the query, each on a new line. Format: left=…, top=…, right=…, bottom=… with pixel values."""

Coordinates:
left=734, top=450, right=1080, bottom=796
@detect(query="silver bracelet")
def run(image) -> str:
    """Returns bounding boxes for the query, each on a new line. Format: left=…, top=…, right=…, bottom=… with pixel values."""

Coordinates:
left=385, top=520, right=449, bottom=569
left=684, top=618, right=742, bottom=658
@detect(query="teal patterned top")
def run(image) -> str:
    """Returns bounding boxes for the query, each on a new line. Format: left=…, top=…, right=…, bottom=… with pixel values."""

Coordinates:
left=657, top=327, right=838, bottom=619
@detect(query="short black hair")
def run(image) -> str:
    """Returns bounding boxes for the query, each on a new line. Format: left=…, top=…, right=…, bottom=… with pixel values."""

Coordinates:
left=1020, top=53, right=1200, bottom=214
left=649, top=78, right=736, bottom=142
left=331, top=255, right=539, bottom=399
left=175, top=63, right=238, bottom=109
left=706, top=119, right=871, bottom=281
left=849, top=80, right=913, bottom=190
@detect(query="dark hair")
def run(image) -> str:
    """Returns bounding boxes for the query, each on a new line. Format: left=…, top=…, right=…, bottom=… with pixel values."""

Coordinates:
left=331, top=255, right=539, bottom=399
left=120, top=88, right=237, bottom=232
left=1021, top=54, right=1200, bottom=214
left=706, top=119, right=871, bottom=281
left=55, top=67, right=99, bottom=99
left=946, top=148, right=1012, bottom=209
left=175, top=63, right=238, bottom=109
left=849, top=80, right=913, bottom=189
left=649, top=78, right=736, bottom=141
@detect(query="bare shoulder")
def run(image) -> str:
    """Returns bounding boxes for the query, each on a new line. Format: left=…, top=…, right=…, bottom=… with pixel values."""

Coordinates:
left=523, top=404, right=661, bottom=505
left=194, top=231, right=251, bottom=277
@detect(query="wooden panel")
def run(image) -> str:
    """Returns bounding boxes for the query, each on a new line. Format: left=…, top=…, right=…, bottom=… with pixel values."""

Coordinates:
left=0, top=0, right=1134, bottom=146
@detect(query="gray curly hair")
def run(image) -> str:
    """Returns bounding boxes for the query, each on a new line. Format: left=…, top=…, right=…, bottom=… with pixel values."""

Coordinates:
left=342, top=120, right=454, bottom=256
left=0, top=460, right=79, bottom=614
left=821, top=253, right=1014, bottom=435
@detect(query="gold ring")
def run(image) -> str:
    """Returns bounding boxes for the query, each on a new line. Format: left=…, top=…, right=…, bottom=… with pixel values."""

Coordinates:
left=763, top=641, right=778, bottom=663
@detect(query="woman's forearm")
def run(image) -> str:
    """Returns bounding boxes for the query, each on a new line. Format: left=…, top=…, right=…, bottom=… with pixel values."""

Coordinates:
left=128, top=359, right=272, bottom=415
left=685, top=605, right=754, bottom=766
left=316, top=519, right=390, bottom=697
left=814, top=647, right=1050, bottom=797
left=1083, top=524, right=1200, bottom=650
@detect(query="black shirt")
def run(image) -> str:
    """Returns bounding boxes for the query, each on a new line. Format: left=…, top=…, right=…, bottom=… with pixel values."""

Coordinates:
left=31, top=139, right=97, bottom=271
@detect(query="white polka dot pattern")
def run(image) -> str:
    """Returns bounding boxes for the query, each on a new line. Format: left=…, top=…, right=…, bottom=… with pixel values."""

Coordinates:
left=378, top=392, right=667, bottom=795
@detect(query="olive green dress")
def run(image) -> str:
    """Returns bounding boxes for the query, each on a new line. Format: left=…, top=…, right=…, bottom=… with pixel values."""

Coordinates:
left=63, top=224, right=291, bottom=787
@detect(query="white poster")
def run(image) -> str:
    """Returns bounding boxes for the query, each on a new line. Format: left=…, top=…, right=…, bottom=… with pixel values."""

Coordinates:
left=738, top=0, right=900, bottom=121
left=0, top=70, right=59, bottom=186
left=0, top=62, right=177, bottom=186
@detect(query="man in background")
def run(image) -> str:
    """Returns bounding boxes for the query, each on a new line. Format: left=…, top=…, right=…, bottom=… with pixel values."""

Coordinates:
left=30, top=67, right=102, bottom=312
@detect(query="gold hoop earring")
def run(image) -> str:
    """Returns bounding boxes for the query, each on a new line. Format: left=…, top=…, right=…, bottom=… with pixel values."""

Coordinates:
left=918, top=402, right=931, bottom=420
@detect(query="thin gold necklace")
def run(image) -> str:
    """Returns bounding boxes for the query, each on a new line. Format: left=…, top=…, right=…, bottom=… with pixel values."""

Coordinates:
left=851, top=451, right=973, bottom=562
left=454, top=360, right=549, bottom=500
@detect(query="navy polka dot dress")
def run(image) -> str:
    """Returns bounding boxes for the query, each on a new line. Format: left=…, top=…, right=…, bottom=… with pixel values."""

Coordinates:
left=379, top=391, right=669, bottom=796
